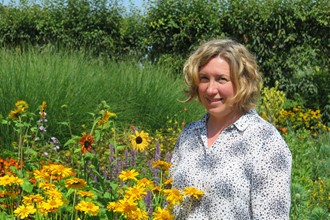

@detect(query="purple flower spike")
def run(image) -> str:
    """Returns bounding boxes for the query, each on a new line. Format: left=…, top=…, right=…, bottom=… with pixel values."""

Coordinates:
left=155, top=142, right=161, bottom=161
left=131, top=150, right=136, bottom=167
left=124, top=150, right=130, bottom=169
left=144, top=191, right=153, bottom=218
left=166, top=153, right=172, bottom=162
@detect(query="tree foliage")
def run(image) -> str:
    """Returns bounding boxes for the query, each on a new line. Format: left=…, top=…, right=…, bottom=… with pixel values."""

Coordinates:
left=0, top=0, right=329, bottom=122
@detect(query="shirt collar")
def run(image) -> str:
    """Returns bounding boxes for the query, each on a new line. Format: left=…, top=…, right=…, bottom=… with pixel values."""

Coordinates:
left=193, top=109, right=257, bottom=132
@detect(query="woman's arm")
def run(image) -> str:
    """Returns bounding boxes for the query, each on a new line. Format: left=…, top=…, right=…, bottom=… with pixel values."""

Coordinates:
left=249, top=127, right=292, bottom=219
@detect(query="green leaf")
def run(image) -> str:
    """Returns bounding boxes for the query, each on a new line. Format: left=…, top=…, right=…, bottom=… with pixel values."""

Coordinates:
left=25, top=148, right=38, bottom=157
left=64, top=136, right=80, bottom=147
left=103, top=192, right=112, bottom=199
left=57, top=121, right=69, bottom=126
left=110, top=182, right=119, bottom=191
left=22, top=181, right=34, bottom=193
left=1, top=120, right=9, bottom=125
left=115, top=145, right=126, bottom=151
left=66, top=188, right=76, bottom=198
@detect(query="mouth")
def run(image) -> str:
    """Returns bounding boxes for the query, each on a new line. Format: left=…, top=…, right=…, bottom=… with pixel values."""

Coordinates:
left=207, top=97, right=224, bottom=104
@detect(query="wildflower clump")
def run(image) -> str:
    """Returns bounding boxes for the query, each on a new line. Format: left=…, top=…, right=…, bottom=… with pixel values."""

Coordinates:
left=153, top=114, right=185, bottom=159
left=309, top=177, right=330, bottom=210
left=0, top=157, right=22, bottom=176
left=277, top=106, right=330, bottom=136
left=108, top=167, right=204, bottom=220
left=0, top=100, right=205, bottom=219
left=259, top=82, right=285, bottom=126
left=258, top=84, right=329, bottom=136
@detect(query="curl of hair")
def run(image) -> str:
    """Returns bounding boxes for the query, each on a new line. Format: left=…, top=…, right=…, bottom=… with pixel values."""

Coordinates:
left=183, top=39, right=263, bottom=113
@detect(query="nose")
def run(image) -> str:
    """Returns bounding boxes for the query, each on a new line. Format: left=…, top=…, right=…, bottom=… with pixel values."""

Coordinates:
left=206, top=81, right=218, bottom=95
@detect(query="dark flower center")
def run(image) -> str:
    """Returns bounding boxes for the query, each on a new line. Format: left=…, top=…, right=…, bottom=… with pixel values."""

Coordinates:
left=135, top=136, right=143, bottom=144
left=84, top=141, right=91, bottom=148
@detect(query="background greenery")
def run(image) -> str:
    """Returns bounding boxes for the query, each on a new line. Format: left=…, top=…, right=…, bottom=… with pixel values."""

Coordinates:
left=0, top=0, right=329, bottom=123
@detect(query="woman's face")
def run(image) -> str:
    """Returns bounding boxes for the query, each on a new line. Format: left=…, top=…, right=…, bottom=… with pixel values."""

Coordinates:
left=198, top=56, right=237, bottom=120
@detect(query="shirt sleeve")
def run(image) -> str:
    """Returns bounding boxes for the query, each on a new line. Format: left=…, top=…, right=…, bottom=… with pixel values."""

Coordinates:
left=249, top=126, right=292, bottom=219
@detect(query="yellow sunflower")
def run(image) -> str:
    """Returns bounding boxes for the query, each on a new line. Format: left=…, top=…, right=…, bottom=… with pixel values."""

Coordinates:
left=8, top=108, right=23, bottom=120
left=77, top=190, right=95, bottom=198
left=152, top=160, right=172, bottom=171
left=163, top=177, right=173, bottom=186
left=118, top=169, right=139, bottom=182
left=124, top=185, right=147, bottom=201
left=183, top=187, right=204, bottom=200
left=98, top=110, right=116, bottom=126
left=45, top=164, right=73, bottom=178
left=43, top=188, right=63, bottom=199
left=15, top=100, right=29, bottom=110
left=152, top=207, right=174, bottom=220
left=137, top=177, right=154, bottom=189
left=127, top=208, right=149, bottom=220
left=75, top=200, right=99, bottom=216
left=65, top=178, right=87, bottom=189
left=130, top=130, right=151, bottom=152
left=14, top=204, right=36, bottom=219
left=22, top=194, right=44, bottom=205
left=112, top=197, right=138, bottom=215
left=38, top=182, right=56, bottom=190
left=163, top=188, right=183, bottom=206
left=0, top=175, right=23, bottom=186
left=38, top=197, right=65, bottom=214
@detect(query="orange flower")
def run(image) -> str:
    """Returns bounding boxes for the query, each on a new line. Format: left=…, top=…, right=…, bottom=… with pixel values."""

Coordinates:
left=79, top=133, right=93, bottom=154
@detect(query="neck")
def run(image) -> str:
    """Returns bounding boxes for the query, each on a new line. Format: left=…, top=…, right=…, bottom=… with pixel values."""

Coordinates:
left=207, top=110, right=243, bottom=133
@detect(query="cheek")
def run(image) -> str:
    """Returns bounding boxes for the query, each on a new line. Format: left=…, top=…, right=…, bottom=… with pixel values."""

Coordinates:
left=197, top=83, right=207, bottom=93
left=220, top=84, right=235, bottom=96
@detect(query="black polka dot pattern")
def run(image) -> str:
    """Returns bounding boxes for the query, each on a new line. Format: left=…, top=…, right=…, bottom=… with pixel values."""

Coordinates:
left=170, top=110, right=292, bottom=219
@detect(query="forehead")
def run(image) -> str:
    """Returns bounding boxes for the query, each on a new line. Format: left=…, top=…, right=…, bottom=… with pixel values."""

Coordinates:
left=198, top=57, right=231, bottom=75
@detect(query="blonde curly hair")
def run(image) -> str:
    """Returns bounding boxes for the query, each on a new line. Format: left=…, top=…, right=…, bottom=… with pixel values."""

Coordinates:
left=183, top=39, right=263, bottom=113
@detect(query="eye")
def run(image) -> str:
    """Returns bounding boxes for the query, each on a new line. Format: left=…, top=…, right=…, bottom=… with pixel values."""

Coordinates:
left=217, top=76, right=229, bottom=83
left=199, top=76, right=208, bottom=82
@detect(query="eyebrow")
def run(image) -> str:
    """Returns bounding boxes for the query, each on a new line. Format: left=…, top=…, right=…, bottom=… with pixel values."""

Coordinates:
left=198, top=72, right=229, bottom=77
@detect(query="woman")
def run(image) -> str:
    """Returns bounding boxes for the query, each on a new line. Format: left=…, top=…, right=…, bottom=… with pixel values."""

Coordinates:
left=170, top=39, right=292, bottom=219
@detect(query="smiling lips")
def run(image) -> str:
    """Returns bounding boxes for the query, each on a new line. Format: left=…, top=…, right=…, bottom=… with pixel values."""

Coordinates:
left=206, top=97, right=224, bottom=105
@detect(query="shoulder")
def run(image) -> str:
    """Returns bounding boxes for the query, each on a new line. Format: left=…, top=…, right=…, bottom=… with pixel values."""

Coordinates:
left=179, top=114, right=207, bottom=138
left=240, top=110, right=289, bottom=151
left=240, top=110, right=281, bottom=137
